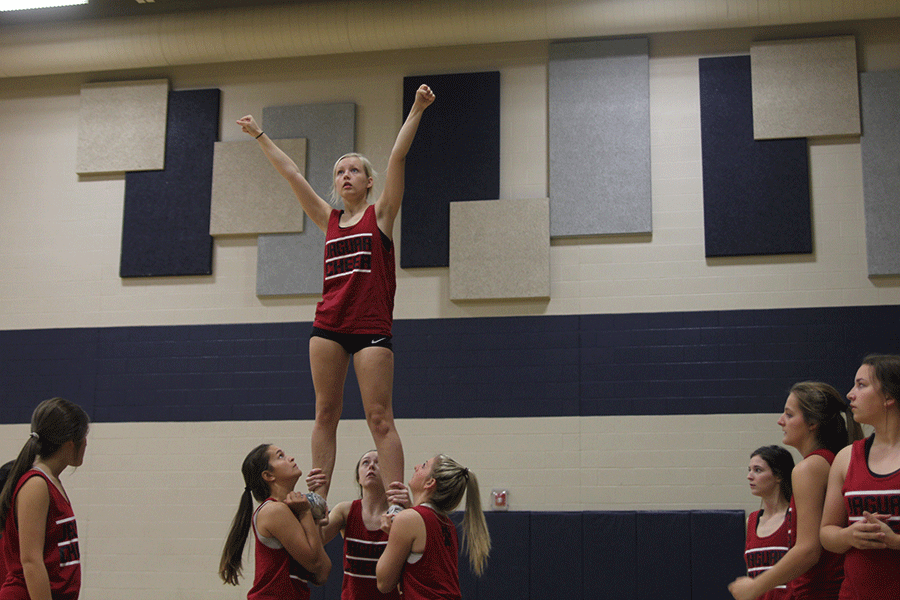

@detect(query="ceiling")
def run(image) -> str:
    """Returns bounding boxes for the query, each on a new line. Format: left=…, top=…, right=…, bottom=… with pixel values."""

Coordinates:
left=0, top=0, right=302, bottom=26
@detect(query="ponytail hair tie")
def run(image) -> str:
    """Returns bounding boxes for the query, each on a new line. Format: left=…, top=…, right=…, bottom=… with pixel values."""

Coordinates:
left=462, top=467, right=470, bottom=481
left=244, top=486, right=252, bottom=493
left=30, top=432, right=39, bottom=441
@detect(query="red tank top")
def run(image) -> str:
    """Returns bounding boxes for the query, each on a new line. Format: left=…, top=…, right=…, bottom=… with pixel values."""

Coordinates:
left=400, top=506, right=460, bottom=600
left=314, top=205, right=396, bottom=336
left=840, top=435, right=900, bottom=600
left=744, top=509, right=791, bottom=600
left=0, top=469, right=80, bottom=600
left=248, top=499, right=311, bottom=600
left=341, top=499, right=399, bottom=599
left=788, top=448, right=843, bottom=600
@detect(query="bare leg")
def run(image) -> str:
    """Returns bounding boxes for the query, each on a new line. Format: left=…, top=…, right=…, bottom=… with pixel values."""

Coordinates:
left=354, top=347, right=403, bottom=503
left=309, top=336, right=351, bottom=500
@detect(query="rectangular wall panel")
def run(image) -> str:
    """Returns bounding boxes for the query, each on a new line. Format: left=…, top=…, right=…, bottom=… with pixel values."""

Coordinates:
left=210, top=138, right=307, bottom=236
left=548, top=38, right=651, bottom=238
left=752, top=36, right=860, bottom=139
left=860, top=70, right=900, bottom=276
left=400, top=72, right=501, bottom=268
left=690, top=511, right=748, bottom=599
left=699, top=56, right=811, bottom=257
left=256, top=103, right=356, bottom=295
left=449, top=198, right=549, bottom=300
left=120, top=89, right=220, bottom=277
left=76, top=79, right=169, bottom=174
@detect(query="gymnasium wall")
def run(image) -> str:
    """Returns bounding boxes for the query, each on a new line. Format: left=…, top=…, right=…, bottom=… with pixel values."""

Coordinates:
left=1, top=10, right=900, bottom=600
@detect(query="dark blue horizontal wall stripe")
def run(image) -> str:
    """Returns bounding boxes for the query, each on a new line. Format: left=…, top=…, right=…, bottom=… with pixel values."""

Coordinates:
left=1, top=305, right=898, bottom=424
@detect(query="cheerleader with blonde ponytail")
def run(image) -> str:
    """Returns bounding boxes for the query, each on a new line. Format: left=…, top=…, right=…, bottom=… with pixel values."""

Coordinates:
left=376, top=454, right=491, bottom=599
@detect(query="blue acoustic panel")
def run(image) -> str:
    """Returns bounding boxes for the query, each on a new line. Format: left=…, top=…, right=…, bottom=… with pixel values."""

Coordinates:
left=699, top=56, right=811, bottom=257
left=120, top=89, right=220, bottom=277
left=860, top=70, right=900, bottom=276
left=690, top=511, right=747, bottom=600
left=635, top=512, right=691, bottom=600
left=400, top=72, right=500, bottom=268
left=529, top=512, right=581, bottom=600
left=583, top=511, right=636, bottom=599
left=256, top=103, right=355, bottom=296
left=549, top=38, right=651, bottom=238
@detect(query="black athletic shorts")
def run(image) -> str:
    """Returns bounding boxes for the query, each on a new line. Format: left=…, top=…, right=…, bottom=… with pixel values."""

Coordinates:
left=310, top=327, right=393, bottom=354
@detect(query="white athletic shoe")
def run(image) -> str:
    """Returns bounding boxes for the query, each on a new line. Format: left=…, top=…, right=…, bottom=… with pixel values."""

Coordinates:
left=385, top=504, right=404, bottom=516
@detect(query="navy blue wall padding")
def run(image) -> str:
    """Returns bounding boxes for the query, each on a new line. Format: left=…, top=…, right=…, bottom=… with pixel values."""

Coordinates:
left=400, top=72, right=501, bottom=268
left=309, top=536, right=344, bottom=600
left=636, top=512, right=692, bottom=600
left=2, top=305, right=899, bottom=424
left=583, top=511, right=637, bottom=598
left=690, top=511, right=747, bottom=600
left=120, top=88, right=220, bottom=277
left=530, top=512, right=582, bottom=600
left=699, top=56, right=811, bottom=257
left=476, top=511, right=530, bottom=598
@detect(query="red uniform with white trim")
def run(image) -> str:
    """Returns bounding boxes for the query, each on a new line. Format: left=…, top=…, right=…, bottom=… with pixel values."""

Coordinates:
left=315, top=206, right=396, bottom=337
left=839, top=435, right=900, bottom=600
left=0, top=469, right=80, bottom=600
left=341, top=499, right=399, bottom=600
left=787, top=448, right=843, bottom=600
left=744, top=509, right=790, bottom=600
left=400, top=505, right=460, bottom=600
left=247, top=499, right=312, bottom=600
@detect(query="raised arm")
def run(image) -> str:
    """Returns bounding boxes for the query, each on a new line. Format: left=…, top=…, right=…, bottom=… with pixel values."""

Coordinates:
left=237, top=115, right=333, bottom=233
left=260, top=497, right=332, bottom=585
left=729, top=456, right=829, bottom=600
left=376, top=508, right=423, bottom=593
left=375, top=84, right=435, bottom=236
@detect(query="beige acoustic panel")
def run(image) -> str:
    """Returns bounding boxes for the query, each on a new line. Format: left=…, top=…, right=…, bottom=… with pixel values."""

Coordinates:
left=449, top=198, right=550, bottom=301
left=76, top=79, right=169, bottom=174
left=210, top=138, right=306, bottom=236
left=751, top=36, right=860, bottom=139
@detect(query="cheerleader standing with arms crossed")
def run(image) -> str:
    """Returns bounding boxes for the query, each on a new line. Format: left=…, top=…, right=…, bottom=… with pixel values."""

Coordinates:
left=821, top=354, right=900, bottom=599
left=237, top=85, right=436, bottom=513
left=730, top=382, right=862, bottom=600
left=0, top=398, right=90, bottom=600
left=742, top=445, right=795, bottom=600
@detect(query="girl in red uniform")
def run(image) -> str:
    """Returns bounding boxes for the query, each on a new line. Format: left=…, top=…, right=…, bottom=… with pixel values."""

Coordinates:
left=730, top=381, right=862, bottom=600
left=742, top=445, right=794, bottom=600
left=821, top=354, right=900, bottom=600
left=376, top=454, right=490, bottom=599
left=219, top=444, right=331, bottom=600
left=0, top=397, right=90, bottom=600
left=237, top=84, right=436, bottom=513
left=306, top=450, right=409, bottom=599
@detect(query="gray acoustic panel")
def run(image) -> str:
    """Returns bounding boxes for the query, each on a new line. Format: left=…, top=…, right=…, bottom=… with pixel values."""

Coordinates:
left=860, top=70, right=900, bottom=276
left=548, top=38, right=651, bottom=238
left=256, top=103, right=355, bottom=296
left=256, top=229, right=325, bottom=296
left=76, top=79, right=169, bottom=174
left=210, top=138, right=307, bottom=236
left=449, top=198, right=550, bottom=300
left=751, top=36, right=860, bottom=139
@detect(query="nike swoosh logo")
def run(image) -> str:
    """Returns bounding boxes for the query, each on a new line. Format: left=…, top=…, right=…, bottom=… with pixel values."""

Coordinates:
left=372, top=337, right=387, bottom=344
